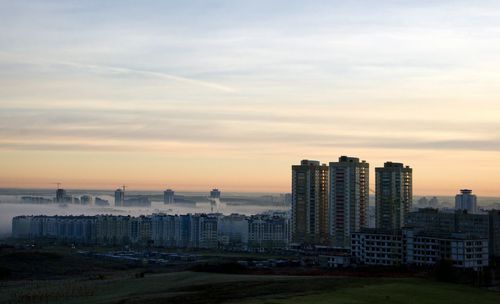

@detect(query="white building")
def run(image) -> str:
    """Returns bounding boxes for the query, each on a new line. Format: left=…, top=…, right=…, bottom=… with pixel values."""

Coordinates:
left=351, top=228, right=489, bottom=271
left=217, top=214, right=249, bottom=248
left=455, top=189, right=477, bottom=214
left=404, top=229, right=488, bottom=270
left=163, top=189, right=175, bottom=204
left=198, top=215, right=218, bottom=248
left=151, top=214, right=181, bottom=247
left=352, top=230, right=403, bottom=266
left=248, top=214, right=289, bottom=251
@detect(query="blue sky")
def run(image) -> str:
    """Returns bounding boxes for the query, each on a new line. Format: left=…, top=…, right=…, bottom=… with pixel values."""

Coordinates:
left=1, top=1, right=500, bottom=194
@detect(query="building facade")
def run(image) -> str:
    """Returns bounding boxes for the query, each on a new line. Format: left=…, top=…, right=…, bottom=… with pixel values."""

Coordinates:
left=114, top=188, right=124, bottom=207
left=248, top=214, right=289, bottom=251
left=217, top=213, right=249, bottom=249
left=56, top=188, right=67, bottom=203
left=455, top=189, right=477, bottom=214
left=210, top=188, right=221, bottom=199
left=329, top=156, right=369, bottom=248
left=404, top=208, right=500, bottom=258
left=489, top=210, right=500, bottom=258
left=375, top=162, right=412, bottom=230
left=352, top=229, right=403, bottom=266
left=12, top=213, right=289, bottom=251
left=404, top=229, right=488, bottom=270
left=352, top=228, right=489, bottom=270
left=163, top=189, right=175, bottom=204
left=80, top=195, right=93, bottom=205
left=291, top=160, right=329, bottom=244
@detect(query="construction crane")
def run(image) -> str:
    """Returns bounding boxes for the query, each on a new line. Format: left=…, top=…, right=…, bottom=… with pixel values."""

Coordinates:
left=51, top=182, right=62, bottom=189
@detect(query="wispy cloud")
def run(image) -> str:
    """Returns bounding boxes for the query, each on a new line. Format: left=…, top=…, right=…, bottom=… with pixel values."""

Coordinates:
left=0, top=105, right=499, bottom=152
left=0, top=52, right=236, bottom=93
left=1, top=1, right=500, bottom=193
left=58, top=61, right=237, bottom=93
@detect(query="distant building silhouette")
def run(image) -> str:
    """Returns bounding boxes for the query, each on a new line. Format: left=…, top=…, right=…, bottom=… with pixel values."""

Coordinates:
left=164, top=189, right=175, bottom=204
left=80, top=195, right=93, bottom=205
left=95, top=197, right=110, bottom=206
left=455, top=189, right=477, bottom=214
left=56, top=188, right=67, bottom=203
left=375, top=162, right=412, bottom=230
left=284, top=193, right=292, bottom=205
left=114, top=188, right=124, bottom=207
left=429, top=196, right=439, bottom=207
left=417, top=197, right=429, bottom=207
left=210, top=188, right=221, bottom=199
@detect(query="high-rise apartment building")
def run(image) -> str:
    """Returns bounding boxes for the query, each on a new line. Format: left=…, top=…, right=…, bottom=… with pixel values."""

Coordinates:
left=375, top=162, right=412, bottom=230
left=248, top=214, right=290, bottom=250
left=291, top=160, right=329, bottom=244
left=163, top=189, right=175, bottom=204
left=329, top=156, right=369, bottom=248
left=56, top=188, right=67, bottom=203
left=114, top=188, right=124, bottom=207
left=210, top=188, right=221, bottom=199
left=455, top=189, right=477, bottom=214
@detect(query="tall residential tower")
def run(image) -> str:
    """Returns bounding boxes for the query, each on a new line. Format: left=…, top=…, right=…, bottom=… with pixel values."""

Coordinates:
left=455, top=189, right=477, bottom=214
left=55, top=188, right=67, bottom=203
left=210, top=188, right=221, bottom=199
left=329, top=156, right=369, bottom=248
left=375, top=162, right=413, bottom=230
left=114, top=188, right=125, bottom=207
left=291, top=160, right=329, bottom=244
left=163, top=189, right=175, bottom=204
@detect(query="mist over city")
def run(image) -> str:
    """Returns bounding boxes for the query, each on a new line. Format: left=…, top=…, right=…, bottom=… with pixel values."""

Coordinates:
left=0, top=189, right=290, bottom=236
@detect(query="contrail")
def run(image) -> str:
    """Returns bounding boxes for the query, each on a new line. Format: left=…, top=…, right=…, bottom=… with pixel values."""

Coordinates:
left=0, top=52, right=236, bottom=93
left=60, top=61, right=237, bottom=93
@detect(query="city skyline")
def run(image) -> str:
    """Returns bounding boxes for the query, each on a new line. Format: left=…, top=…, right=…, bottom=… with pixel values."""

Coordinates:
left=1, top=1, right=500, bottom=195
left=0, top=156, right=494, bottom=197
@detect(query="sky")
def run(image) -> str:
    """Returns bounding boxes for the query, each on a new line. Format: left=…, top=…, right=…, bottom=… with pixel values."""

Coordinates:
left=1, top=1, right=500, bottom=195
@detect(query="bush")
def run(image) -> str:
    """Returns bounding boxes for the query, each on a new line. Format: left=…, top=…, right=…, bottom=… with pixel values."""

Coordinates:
left=0, top=267, right=11, bottom=280
left=190, top=262, right=247, bottom=274
left=434, top=259, right=454, bottom=282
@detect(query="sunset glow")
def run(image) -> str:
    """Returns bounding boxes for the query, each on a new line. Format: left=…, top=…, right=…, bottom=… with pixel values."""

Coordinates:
left=1, top=1, right=500, bottom=195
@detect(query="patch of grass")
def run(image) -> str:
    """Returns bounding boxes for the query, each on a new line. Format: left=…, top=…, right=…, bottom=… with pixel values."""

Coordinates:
left=1, top=271, right=499, bottom=304
left=239, top=279, right=500, bottom=304
left=0, top=248, right=141, bottom=280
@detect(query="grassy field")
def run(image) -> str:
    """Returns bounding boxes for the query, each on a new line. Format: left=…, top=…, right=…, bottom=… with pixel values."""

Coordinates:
left=241, top=279, right=500, bottom=304
left=1, top=246, right=499, bottom=304
left=1, top=271, right=499, bottom=304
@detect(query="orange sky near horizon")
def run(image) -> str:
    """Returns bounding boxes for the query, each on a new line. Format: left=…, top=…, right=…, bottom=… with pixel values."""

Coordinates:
left=1, top=147, right=499, bottom=196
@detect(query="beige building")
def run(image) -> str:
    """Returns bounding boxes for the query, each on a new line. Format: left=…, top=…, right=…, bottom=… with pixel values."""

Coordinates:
left=375, top=162, right=412, bottom=230
left=291, top=160, right=329, bottom=244
left=329, top=156, right=369, bottom=248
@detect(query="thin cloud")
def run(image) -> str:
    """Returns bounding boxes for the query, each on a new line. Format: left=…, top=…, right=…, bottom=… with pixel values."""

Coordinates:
left=58, top=61, right=237, bottom=93
left=0, top=52, right=236, bottom=93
